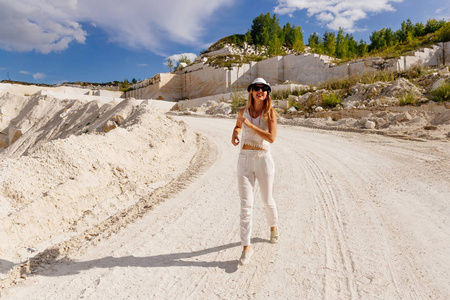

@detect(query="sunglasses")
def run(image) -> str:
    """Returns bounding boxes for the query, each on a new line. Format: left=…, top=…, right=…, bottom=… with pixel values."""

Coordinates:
left=252, top=85, right=269, bottom=92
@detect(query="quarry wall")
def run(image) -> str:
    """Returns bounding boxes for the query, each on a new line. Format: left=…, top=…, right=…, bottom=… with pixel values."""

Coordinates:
left=127, top=41, right=450, bottom=102
left=0, top=83, right=124, bottom=102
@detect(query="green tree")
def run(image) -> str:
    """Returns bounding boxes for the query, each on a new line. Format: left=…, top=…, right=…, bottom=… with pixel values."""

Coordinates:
left=357, top=39, right=368, bottom=56
left=369, top=29, right=386, bottom=51
left=268, top=34, right=283, bottom=56
left=283, top=22, right=294, bottom=46
left=424, top=18, right=445, bottom=34
left=167, top=58, right=173, bottom=72
left=308, top=32, right=323, bottom=53
left=179, top=55, right=191, bottom=64
left=397, top=19, right=415, bottom=42
left=346, top=34, right=358, bottom=58
left=406, top=31, right=415, bottom=45
left=262, top=26, right=270, bottom=46
left=323, top=31, right=336, bottom=56
left=283, top=23, right=304, bottom=52
left=244, top=30, right=253, bottom=44
left=119, top=78, right=130, bottom=90
left=292, top=26, right=305, bottom=52
left=414, top=22, right=425, bottom=37
left=335, top=28, right=348, bottom=58
left=384, top=28, right=396, bottom=47
left=250, top=12, right=283, bottom=47
left=435, top=21, right=450, bottom=42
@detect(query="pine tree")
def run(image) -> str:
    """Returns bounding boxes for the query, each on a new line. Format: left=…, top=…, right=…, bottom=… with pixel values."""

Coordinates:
left=167, top=58, right=173, bottom=72
left=323, top=31, right=336, bottom=56
left=283, top=23, right=293, bottom=46
left=335, top=28, right=348, bottom=58
left=244, top=30, right=253, bottom=44
left=358, top=40, right=368, bottom=56
left=346, top=34, right=358, bottom=59
left=308, top=32, right=323, bottom=54
left=292, top=26, right=305, bottom=52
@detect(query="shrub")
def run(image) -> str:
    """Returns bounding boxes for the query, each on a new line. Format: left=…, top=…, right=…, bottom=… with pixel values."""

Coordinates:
left=271, top=87, right=308, bottom=100
left=231, top=90, right=247, bottom=113
left=398, top=91, right=417, bottom=106
left=321, top=93, right=342, bottom=108
left=319, top=70, right=397, bottom=91
left=288, top=97, right=299, bottom=110
left=431, top=82, right=450, bottom=102
left=400, top=64, right=431, bottom=80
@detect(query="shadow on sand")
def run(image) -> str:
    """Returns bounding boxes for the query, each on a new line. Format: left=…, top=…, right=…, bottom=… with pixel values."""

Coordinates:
left=43, top=238, right=268, bottom=276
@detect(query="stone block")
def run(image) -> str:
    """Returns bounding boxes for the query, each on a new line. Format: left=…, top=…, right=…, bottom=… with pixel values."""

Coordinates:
left=104, top=120, right=117, bottom=133
left=112, top=114, right=125, bottom=125
left=278, top=100, right=290, bottom=110
left=8, top=127, right=22, bottom=145
left=365, top=120, right=376, bottom=129
left=0, top=135, right=7, bottom=148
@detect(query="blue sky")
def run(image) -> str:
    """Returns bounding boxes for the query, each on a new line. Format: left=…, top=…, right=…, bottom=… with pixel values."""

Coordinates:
left=0, top=0, right=448, bottom=85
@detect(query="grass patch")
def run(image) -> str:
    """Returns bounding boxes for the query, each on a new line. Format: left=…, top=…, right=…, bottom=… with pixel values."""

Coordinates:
left=398, top=91, right=418, bottom=106
left=288, top=97, right=300, bottom=110
left=207, top=54, right=265, bottom=68
left=321, top=93, right=342, bottom=108
left=431, top=81, right=450, bottom=102
left=271, top=87, right=309, bottom=100
left=399, top=64, right=432, bottom=81
left=319, top=69, right=397, bottom=91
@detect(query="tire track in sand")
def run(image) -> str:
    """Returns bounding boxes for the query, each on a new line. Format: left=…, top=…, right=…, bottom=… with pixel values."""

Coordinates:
left=293, top=147, right=358, bottom=299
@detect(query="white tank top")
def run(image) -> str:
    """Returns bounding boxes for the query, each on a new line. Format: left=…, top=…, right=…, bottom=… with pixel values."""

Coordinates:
left=241, top=108, right=270, bottom=150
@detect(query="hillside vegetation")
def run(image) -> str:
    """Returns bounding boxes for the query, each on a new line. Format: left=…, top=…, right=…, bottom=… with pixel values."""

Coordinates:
left=206, top=13, right=450, bottom=64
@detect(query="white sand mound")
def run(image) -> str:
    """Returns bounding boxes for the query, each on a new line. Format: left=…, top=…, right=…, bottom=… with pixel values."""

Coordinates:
left=0, top=93, right=197, bottom=262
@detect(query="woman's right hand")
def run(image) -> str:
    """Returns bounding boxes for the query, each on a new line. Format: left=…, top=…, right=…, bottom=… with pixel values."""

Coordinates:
left=232, top=133, right=240, bottom=146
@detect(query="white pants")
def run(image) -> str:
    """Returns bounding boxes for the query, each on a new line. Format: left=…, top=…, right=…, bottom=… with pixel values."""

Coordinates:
left=237, top=150, right=278, bottom=246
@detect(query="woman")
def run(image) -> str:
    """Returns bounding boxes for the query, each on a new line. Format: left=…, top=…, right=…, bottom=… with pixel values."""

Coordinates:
left=231, top=77, right=279, bottom=266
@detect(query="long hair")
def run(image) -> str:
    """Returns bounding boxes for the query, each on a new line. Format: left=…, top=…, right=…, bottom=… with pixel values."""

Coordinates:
left=247, top=88, right=275, bottom=122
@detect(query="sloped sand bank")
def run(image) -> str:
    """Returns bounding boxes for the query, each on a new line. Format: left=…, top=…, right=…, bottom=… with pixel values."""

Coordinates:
left=0, top=93, right=198, bottom=263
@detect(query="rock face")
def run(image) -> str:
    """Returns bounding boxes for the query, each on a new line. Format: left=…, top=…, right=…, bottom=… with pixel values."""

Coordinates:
left=381, top=78, right=424, bottom=98
left=431, top=78, right=446, bottom=91
left=184, top=100, right=232, bottom=115
left=431, top=111, right=450, bottom=125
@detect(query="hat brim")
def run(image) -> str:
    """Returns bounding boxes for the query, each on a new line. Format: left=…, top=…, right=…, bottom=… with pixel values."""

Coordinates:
left=247, top=83, right=271, bottom=92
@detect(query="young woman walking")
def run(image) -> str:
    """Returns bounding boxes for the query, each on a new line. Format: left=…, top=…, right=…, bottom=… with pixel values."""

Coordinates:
left=231, top=77, right=279, bottom=266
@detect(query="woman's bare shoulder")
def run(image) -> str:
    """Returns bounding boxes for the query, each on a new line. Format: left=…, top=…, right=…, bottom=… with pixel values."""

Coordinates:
left=269, top=106, right=277, bottom=118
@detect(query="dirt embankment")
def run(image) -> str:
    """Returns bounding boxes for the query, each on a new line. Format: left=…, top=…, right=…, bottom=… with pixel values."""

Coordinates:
left=0, top=92, right=198, bottom=264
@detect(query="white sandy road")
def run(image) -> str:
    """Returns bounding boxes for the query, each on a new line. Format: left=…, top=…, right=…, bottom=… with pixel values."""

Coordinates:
left=3, top=116, right=450, bottom=299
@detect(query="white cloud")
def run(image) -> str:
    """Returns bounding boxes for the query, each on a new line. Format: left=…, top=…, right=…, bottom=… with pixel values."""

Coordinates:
left=32, top=72, right=46, bottom=80
left=274, top=0, right=403, bottom=32
left=19, top=70, right=46, bottom=80
left=0, top=0, right=86, bottom=53
left=0, top=0, right=235, bottom=55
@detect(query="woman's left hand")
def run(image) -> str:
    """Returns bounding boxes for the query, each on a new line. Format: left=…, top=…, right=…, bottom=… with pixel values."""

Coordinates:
left=238, top=115, right=252, bottom=128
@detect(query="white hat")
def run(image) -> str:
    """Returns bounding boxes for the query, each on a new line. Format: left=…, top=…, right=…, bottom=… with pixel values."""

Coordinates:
left=247, top=77, right=271, bottom=92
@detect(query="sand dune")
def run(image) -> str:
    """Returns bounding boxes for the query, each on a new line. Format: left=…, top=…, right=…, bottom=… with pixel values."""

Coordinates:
left=0, top=93, right=197, bottom=265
